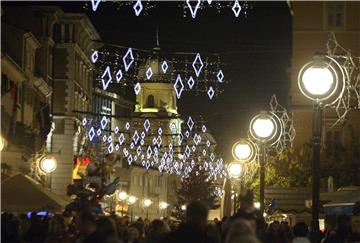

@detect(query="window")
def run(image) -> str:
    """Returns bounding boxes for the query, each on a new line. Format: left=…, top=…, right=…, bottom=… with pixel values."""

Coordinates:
left=325, top=2, right=345, bottom=30
left=146, top=95, right=155, bottom=108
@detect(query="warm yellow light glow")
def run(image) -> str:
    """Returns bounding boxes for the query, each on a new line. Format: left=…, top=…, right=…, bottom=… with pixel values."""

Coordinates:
left=143, top=199, right=152, bottom=207
left=39, top=156, right=57, bottom=173
left=254, top=202, right=260, bottom=209
left=0, top=136, right=5, bottom=151
left=252, top=117, right=275, bottom=139
left=117, top=191, right=128, bottom=201
left=233, top=143, right=252, bottom=161
left=302, top=67, right=334, bottom=95
left=228, top=162, right=242, bottom=177
left=128, top=196, right=137, bottom=205
left=159, top=201, right=168, bottom=209
left=181, top=205, right=186, bottom=211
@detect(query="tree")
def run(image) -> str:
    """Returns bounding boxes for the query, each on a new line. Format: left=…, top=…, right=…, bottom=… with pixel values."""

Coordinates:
left=173, top=163, right=220, bottom=220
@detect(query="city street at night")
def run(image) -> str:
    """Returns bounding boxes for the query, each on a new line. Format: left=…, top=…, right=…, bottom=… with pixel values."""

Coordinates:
left=1, top=1, right=360, bottom=243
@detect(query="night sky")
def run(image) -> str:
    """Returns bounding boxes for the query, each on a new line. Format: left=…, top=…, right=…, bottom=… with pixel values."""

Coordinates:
left=3, top=1, right=292, bottom=162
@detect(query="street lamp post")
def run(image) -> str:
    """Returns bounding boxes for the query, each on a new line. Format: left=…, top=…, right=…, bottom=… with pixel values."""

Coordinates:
left=298, top=54, right=344, bottom=242
left=128, top=196, right=137, bottom=221
left=39, top=155, right=57, bottom=190
left=143, top=199, right=152, bottom=219
left=159, top=201, right=169, bottom=218
left=249, top=111, right=282, bottom=214
left=117, top=191, right=128, bottom=216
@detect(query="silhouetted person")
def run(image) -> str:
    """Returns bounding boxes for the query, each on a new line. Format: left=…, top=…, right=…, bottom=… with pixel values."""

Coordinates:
left=292, top=222, right=310, bottom=243
left=164, top=201, right=219, bottom=243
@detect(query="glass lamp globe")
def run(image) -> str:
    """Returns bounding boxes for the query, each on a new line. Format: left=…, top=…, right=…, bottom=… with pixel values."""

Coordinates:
left=117, top=191, right=128, bottom=201
left=252, top=117, right=275, bottom=139
left=228, top=162, right=242, bottom=177
left=144, top=199, right=152, bottom=207
left=159, top=201, right=168, bottom=209
left=181, top=205, right=186, bottom=211
left=39, top=156, right=57, bottom=173
left=302, top=66, right=334, bottom=95
left=233, top=143, right=252, bottom=161
left=128, top=196, right=137, bottom=205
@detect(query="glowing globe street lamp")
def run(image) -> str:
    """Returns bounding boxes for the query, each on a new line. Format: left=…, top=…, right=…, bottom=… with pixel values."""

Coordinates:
left=143, top=198, right=152, bottom=219
left=159, top=201, right=169, bottom=218
left=298, top=54, right=344, bottom=240
left=117, top=191, right=128, bottom=216
left=249, top=111, right=282, bottom=214
left=228, top=162, right=242, bottom=178
left=128, top=196, right=137, bottom=221
left=39, top=156, right=57, bottom=174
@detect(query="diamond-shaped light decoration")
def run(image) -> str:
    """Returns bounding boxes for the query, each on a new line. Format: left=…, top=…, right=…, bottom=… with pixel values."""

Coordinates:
left=207, top=140, right=211, bottom=147
left=207, top=86, right=215, bottom=100
left=161, top=61, right=169, bottom=73
left=100, top=116, right=108, bottom=129
left=107, top=136, right=113, bottom=143
left=187, top=76, right=195, bottom=89
left=91, top=0, right=101, bottom=11
left=141, top=131, right=146, bottom=139
left=114, top=126, right=119, bottom=134
left=133, top=0, right=143, bottom=16
left=158, top=128, right=162, bottom=135
left=130, top=142, right=135, bottom=149
left=185, top=130, right=190, bottom=138
left=192, top=53, right=204, bottom=77
left=102, top=135, right=107, bottom=142
left=210, top=153, right=215, bottom=161
left=207, top=0, right=212, bottom=4
left=174, top=74, right=185, bottom=99
left=144, top=119, right=151, bottom=132
left=123, top=48, right=134, bottom=72
left=147, top=146, right=152, bottom=159
left=115, top=70, right=123, bottom=83
left=125, top=122, right=130, bottom=130
left=82, top=118, right=87, bottom=126
left=101, top=66, right=112, bottom=91
left=91, top=50, right=98, bottom=63
left=134, top=82, right=141, bottom=95
left=133, top=130, right=140, bottom=144
left=88, top=127, right=95, bottom=141
left=203, top=149, right=207, bottom=156
left=108, top=143, right=114, bottom=154
left=118, top=133, right=125, bottom=145
left=156, top=136, right=162, bottom=146
left=115, top=144, right=120, bottom=151
left=186, top=0, right=201, bottom=18
left=96, top=128, right=102, bottom=136
left=232, top=0, right=242, bottom=17
left=187, top=117, right=194, bottom=131
left=146, top=67, right=153, bottom=80
left=217, top=70, right=224, bottom=83
left=128, top=155, right=133, bottom=165
left=185, top=146, right=191, bottom=157
left=202, top=125, right=207, bottom=133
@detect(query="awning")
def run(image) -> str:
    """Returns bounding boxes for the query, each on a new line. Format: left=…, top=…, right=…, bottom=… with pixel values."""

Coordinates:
left=1, top=173, right=70, bottom=213
left=323, top=190, right=360, bottom=216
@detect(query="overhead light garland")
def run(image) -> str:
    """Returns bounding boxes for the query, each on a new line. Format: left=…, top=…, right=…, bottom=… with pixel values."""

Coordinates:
left=87, top=0, right=252, bottom=18
left=82, top=115, right=227, bottom=180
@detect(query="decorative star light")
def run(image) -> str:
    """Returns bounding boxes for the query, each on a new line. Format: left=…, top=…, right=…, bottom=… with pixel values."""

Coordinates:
left=137, top=146, right=142, bottom=156
left=188, top=76, right=195, bottom=89
left=202, top=125, right=207, bottom=133
left=82, top=118, right=87, bottom=126
left=147, top=146, right=152, bottom=159
left=192, top=53, right=204, bottom=77
left=101, top=66, right=112, bottom=91
left=133, top=130, right=140, bottom=144
left=217, top=70, right=224, bottom=83
left=91, top=50, right=98, bottom=63
left=185, top=130, right=190, bottom=138
left=210, top=153, right=215, bottom=161
left=152, top=137, right=157, bottom=145
left=123, top=48, right=134, bottom=72
left=187, top=117, right=194, bottom=131
left=125, top=122, right=130, bottom=130
left=130, top=142, right=135, bottom=149
left=100, top=116, right=108, bottom=129
left=116, top=70, right=123, bottom=83
left=207, top=0, right=213, bottom=4
left=96, top=128, right=102, bottom=136
left=91, top=0, right=101, bottom=11
left=133, top=0, right=143, bottom=16
left=107, top=136, right=113, bottom=143
left=192, top=145, right=196, bottom=152
left=156, top=136, right=162, bottom=146
left=128, top=155, right=133, bottom=164
left=186, top=0, right=201, bottom=18
left=144, top=119, right=151, bottom=132
left=146, top=67, right=153, bottom=80
left=118, top=133, right=125, bottom=145
left=174, top=74, right=185, bottom=99
left=134, top=82, right=141, bottom=95
left=88, top=127, right=95, bottom=141
left=161, top=61, right=169, bottom=73
left=185, top=145, right=191, bottom=157
left=115, top=144, right=120, bottom=151
left=158, top=128, right=162, bottom=135
left=141, top=131, right=146, bottom=139
left=108, top=143, right=114, bottom=154
left=207, top=86, right=215, bottom=99
left=232, top=0, right=242, bottom=17
left=114, top=126, right=119, bottom=134
left=206, top=140, right=211, bottom=147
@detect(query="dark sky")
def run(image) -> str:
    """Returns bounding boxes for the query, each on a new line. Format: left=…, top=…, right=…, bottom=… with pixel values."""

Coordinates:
left=4, top=1, right=292, bottom=162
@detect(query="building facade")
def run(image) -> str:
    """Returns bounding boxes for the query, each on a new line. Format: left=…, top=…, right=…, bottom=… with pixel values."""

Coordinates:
left=289, top=1, right=360, bottom=148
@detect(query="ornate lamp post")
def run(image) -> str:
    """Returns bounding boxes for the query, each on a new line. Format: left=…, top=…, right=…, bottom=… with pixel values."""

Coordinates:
left=127, top=195, right=137, bottom=221
left=143, top=198, right=152, bottom=219
left=117, top=191, right=128, bottom=216
left=298, top=54, right=345, bottom=241
left=39, top=155, right=57, bottom=190
left=159, top=201, right=169, bottom=218
left=249, top=111, right=282, bottom=214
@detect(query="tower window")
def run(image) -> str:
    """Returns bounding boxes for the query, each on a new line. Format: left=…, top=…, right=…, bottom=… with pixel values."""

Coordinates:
left=146, top=95, right=155, bottom=108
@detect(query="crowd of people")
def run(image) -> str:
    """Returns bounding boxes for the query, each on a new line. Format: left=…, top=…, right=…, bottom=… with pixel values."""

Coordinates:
left=2, top=200, right=360, bottom=243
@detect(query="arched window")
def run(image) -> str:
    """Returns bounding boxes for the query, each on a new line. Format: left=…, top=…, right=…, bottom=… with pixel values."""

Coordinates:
left=146, top=95, right=155, bottom=108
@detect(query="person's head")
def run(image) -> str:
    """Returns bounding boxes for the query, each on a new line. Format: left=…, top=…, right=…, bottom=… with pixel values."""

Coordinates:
left=126, top=226, right=140, bottom=241
left=77, top=210, right=97, bottom=236
left=239, top=190, right=254, bottom=209
left=48, top=216, right=66, bottom=236
left=225, top=219, right=258, bottom=243
left=214, top=218, right=219, bottom=224
left=147, top=219, right=170, bottom=242
left=293, top=222, right=308, bottom=238
left=270, top=221, right=280, bottom=232
left=95, top=217, right=117, bottom=236
left=186, top=201, right=209, bottom=228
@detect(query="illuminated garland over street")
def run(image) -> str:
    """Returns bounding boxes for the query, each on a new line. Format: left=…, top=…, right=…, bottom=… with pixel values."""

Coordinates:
left=82, top=116, right=227, bottom=180
left=88, top=0, right=251, bottom=19
left=92, top=45, right=227, bottom=100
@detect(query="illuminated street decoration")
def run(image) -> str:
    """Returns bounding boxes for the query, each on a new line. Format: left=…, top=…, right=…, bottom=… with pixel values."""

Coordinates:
left=174, top=74, right=185, bottom=99
left=207, top=86, right=215, bottom=99
left=217, top=70, right=224, bottom=83
left=187, top=76, right=195, bottom=89
left=133, top=0, right=143, bottom=16
left=91, top=0, right=101, bottom=11
left=100, top=116, right=108, bottom=129
left=192, top=53, right=204, bottom=77
left=88, top=127, right=95, bottom=141
left=232, top=0, right=242, bottom=17
left=101, top=66, right=112, bottom=91
left=146, top=67, right=153, bottom=80
left=116, top=70, right=123, bottom=82
left=161, top=61, right=169, bottom=73
left=123, top=48, right=135, bottom=72
left=186, top=0, right=201, bottom=18
left=91, top=50, right=99, bottom=63
left=134, top=82, right=141, bottom=95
